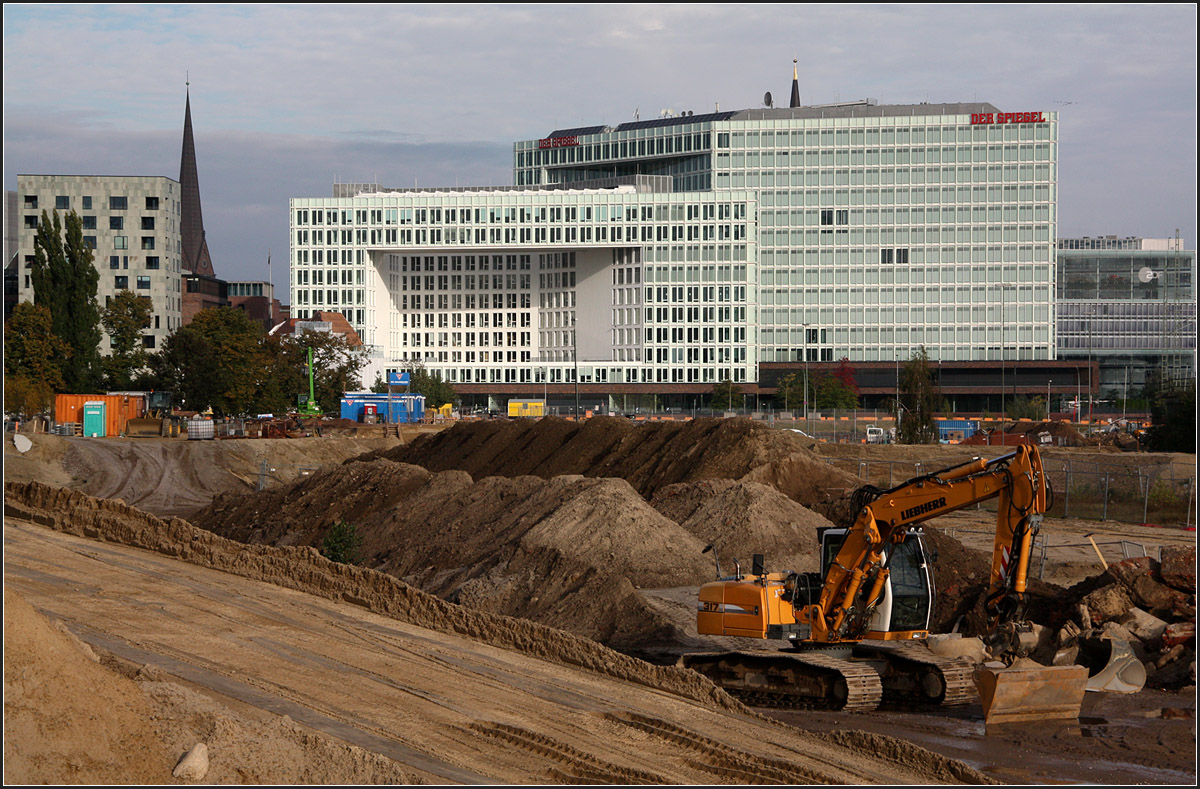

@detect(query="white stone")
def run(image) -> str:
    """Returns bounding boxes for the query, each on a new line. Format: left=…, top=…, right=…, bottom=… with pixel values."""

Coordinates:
left=172, top=742, right=209, bottom=780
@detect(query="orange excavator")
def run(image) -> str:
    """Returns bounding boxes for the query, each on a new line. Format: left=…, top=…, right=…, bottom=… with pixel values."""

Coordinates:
left=681, top=445, right=1133, bottom=722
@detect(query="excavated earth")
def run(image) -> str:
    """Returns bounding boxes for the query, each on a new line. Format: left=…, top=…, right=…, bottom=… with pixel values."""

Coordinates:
left=4, top=421, right=1196, bottom=784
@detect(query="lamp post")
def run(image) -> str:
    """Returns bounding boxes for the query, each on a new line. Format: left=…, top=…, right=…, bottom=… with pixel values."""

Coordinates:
left=572, top=321, right=579, bottom=421
left=802, top=322, right=811, bottom=430
left=1046, top=379, right=1052, bottom=420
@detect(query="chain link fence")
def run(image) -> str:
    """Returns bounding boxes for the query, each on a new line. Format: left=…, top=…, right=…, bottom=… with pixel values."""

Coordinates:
left=827, top=456, right=1196, bottom=529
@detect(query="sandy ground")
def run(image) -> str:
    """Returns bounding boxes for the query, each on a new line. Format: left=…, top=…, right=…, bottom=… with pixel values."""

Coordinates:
left=4, top=492, right=984, bottom=785
left=3, top=426, right=1195, bottom=784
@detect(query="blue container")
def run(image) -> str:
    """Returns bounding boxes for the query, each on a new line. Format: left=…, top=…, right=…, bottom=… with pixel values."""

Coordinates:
left=340, top=393, right=426, bottom=423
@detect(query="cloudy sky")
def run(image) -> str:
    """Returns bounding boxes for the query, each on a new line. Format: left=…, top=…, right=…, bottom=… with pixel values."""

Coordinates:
left=4, top=4, right=1196, bottom=292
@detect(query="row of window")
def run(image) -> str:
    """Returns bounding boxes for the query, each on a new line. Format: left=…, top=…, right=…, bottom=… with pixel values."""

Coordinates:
left=23, top=195, right=161, bottom=211
left=294, top=204, right=749, bottom=228
left=714, top=144, right=1052, bottom=167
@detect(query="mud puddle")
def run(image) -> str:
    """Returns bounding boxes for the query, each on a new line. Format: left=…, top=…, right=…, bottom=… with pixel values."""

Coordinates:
left=764, top=688, right=1196, bottom=784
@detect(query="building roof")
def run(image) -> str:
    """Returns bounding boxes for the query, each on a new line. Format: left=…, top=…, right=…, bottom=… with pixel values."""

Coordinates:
left=269, top=311, right=363, bottom=347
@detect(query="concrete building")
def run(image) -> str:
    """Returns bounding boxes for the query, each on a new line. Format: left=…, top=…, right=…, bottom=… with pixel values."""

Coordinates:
left=15, top=174, right=184, bottom=351
left=291, top=71, right=1059, bottom=408
left=1056, top=236, right=1195, bottom=397
left=227, top=279, right=286, bottom=334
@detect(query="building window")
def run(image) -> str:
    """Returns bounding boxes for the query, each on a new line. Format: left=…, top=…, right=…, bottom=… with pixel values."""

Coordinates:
left=145, top=196, right=159, bottom=210
left=136, top=276, right=151, bottom=290
left=114, top=236, right=128, bottom=249
left=821, top=209, right=834, bottom=226
left=146, top=256, right=160, bottom=269
left=23, top=195, right=37, bottom=209
left=141, top=237, right=155, bottom=250
left=55, top=196, right=70, bottom=210
left=83, top=215, right=96, bottom=229
left=110, top=256, right=121, bottom=269
left=141, top=216, right=155, bottom=230
left=82, top=196, right=92, bottom=210
left=109, top=196, right=127, bottom=210
left=142, top=335, right=156, bottom=349
left=115, top=276, right=128, bottom=289
left=84, top=236, right=97, bottom=249
left=23, top=215, right=37, bottom=229
left=110, top=216, right=124, bottom=230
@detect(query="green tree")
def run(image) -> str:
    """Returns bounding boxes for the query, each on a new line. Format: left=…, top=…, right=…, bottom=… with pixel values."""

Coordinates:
left=150, top=308, right=266, bottom=415
left=1006, top=395, right=1046, bottom=421
left=391, top=360, right=456, bottom=409
left=100, top=290, right=153, bottom=390
left=776, top=372, right=806, bottom=412
left=710, top=378, right=742, bottom=411
left=265, top=330, right=368, bottom=415
left=897, top=346, right=939, bottom=444
left=30, top=209, right=102, bottom=392
left=5, top=302, right=72, bottom=416
left=1144, top=377, right=1195, bottom=453
left=812, top=368, right=859, bottom=410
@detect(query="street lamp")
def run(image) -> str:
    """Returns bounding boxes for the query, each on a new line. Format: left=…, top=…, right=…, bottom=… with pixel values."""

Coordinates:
left=572, top=320, right=579, bottom=421
left=1046, top=379, right=1052, bottom=420
left=802, top=322, right=811, bottom=428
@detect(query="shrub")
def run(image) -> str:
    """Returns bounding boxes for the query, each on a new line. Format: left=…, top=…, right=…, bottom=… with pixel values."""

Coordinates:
left=321, top=520, right=363, bottom=565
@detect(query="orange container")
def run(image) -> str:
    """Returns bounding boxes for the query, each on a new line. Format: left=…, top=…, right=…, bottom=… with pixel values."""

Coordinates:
left=55, top=393, right=145, bottom=437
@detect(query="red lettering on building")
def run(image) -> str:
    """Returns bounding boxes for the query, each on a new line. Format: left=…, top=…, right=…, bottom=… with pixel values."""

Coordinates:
left=538, top=135, right=580, bottom=149
left=972, top=111, right=1045, bottom=125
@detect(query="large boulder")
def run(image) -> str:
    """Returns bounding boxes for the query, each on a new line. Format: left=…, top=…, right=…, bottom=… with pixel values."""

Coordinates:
left=1160, top=545, right=1196, bottom=593
left=1107, top=557, right=1192, bottom=620
left=1119, top=608, right=1169, bottom=645
left=1081, top=583, right=1134, bottom=626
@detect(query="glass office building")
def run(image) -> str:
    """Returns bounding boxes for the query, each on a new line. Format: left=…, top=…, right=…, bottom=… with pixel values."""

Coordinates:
left=291, top=96, right=1058, bottom=394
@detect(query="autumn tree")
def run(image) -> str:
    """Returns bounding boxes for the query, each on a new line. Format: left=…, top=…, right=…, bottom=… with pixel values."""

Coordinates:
left=100, top=290, right=153, bottom=390
left=30, top=209, right=102, bottom=391
left=3, top=302, right=70, bottom=415
left=776, top=372, right=806, bottom=412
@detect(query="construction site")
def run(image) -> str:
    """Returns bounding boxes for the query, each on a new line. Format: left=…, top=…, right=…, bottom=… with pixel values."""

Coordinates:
left=3, top=417, right=1196, bottom=784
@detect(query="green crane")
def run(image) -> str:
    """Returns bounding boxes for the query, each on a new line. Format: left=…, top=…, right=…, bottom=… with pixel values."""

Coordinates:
left=297, top=345, right=323, bottom=417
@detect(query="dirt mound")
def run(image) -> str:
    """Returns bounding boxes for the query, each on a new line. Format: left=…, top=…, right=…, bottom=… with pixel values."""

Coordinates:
left=6, top=480, right=742, bottom=713
left=368, top=416, right=865, bottom=520
left=192, top=460, right=716, bottom=649
left=4, top=587, right=175, bottom=784
left=650, top=479, right=828, bottom=574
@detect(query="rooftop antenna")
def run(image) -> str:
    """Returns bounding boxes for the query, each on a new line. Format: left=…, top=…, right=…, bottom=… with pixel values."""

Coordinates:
left=634, top=107, right=640, bottom=121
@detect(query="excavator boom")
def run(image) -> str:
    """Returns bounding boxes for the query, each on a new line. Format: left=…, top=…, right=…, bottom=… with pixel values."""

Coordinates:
left=686, top=445, right=1106, bottom=721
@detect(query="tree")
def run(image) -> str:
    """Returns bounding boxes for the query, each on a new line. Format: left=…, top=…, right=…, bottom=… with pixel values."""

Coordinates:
left=265, top=330, right=368, bottom=415
left=1144, top=377, right=1195, bottom=453
left=4, top=302, right=71, bottom=416
left=710, top=379, right=742, bottom=411
left=150, top=308, right=266, bottom=415
left=1006, top=395, right=1046, bottom=421
left=101, top=290, right=153, bottom=390
left=398, top=360, right=456, bottom=409
left=897, top=347, right=939, bottom=444
left=776, top=372, right=806, bottom=412
left=30, top=209, right=102, bottom=391
left=812, top=367, right=859, bottom=410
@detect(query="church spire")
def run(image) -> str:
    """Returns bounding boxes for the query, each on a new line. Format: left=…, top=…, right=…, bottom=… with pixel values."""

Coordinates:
left=789, top=58, right=801, bottom=108
left=180, top=80, right=215, bottom=277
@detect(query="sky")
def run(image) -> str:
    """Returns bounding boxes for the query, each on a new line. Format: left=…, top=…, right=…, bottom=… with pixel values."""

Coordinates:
left=4, top=4, right=1197, bottom=295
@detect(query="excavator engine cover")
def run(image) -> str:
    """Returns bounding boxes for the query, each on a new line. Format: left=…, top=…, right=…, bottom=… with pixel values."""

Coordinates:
left=974, top=660, right=1088, bottom=725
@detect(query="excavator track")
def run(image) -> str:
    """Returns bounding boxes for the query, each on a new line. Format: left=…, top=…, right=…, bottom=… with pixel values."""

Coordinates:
left=678, top=650, right=883, bottom=712
left=851, top=641, right=976, bottom=707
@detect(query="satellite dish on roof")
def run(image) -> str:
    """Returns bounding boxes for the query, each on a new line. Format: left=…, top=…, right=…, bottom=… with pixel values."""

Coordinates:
left=764, top=91, right=774, bottom=108
left=1137, top=267, right=1160, bottom=283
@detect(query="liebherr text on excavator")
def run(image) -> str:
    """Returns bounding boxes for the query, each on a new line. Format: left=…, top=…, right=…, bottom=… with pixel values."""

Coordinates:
left=681, top=445, right=1100, bottom=721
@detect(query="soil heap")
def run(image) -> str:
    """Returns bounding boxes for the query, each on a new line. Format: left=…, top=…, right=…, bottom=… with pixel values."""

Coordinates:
left=365, top=416, right=865, bottom=522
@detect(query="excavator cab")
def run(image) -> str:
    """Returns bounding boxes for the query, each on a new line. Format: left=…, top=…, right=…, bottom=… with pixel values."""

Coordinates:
left=813, top=527, right=933, bottom=637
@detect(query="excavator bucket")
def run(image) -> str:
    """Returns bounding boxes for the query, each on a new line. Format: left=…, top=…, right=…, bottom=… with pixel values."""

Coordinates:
left=974, top=661, right=1089, bottom=725
left=1078, top=637, right=1147, bottom=694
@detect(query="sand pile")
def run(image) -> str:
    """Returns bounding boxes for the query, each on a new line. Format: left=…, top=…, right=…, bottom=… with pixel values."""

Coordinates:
left=195, top=460, right=715, bottom=649
left=650, top=479, right=828, bottom=574
left=368, top=416, right=865, bottom=521
left=6, top=480, right=742, bottom=713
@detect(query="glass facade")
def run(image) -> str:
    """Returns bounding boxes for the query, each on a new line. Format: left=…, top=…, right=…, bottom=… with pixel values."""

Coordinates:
left=292, top=100, right=1059, bottom=389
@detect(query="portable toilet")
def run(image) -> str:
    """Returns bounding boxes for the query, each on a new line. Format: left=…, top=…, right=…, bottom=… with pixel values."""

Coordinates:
left=83, top=401, right=107, bottom=437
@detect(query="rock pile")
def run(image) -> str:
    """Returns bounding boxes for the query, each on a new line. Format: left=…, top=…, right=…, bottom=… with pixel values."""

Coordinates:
left=1059, top=546, right=1196, bottom=690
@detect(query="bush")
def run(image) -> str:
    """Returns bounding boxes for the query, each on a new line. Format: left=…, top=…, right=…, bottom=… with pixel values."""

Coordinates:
left=321, top=520, right=363, bottom=565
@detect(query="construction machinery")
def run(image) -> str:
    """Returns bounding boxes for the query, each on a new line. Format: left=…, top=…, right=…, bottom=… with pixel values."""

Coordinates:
left=126, top=391, right=182, bottom=437
left=682, top=445, right=1124, bottom=722
left=296, top=346, right=323, bottom=417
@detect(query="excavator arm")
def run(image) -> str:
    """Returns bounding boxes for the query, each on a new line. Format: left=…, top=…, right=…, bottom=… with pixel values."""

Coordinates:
left=803, top=445, right=1047, bottom=646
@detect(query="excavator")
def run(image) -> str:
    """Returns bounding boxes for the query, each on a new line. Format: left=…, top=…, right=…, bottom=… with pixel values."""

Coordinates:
left=681, top=445, right=1142, bottom=723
